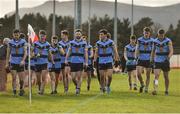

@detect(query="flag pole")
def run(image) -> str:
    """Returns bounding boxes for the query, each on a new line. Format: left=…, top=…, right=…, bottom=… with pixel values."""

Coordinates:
left=114, top=0, right=117, bottom=46
left=28, top=25, right=32, bottom=104
left=52, top=0, right=56, bottom=36
left=88, top=0, right=91, bottom=43
left=15, top=0, right=19, bottom=29
left=131, top=0, right=134, bottom=35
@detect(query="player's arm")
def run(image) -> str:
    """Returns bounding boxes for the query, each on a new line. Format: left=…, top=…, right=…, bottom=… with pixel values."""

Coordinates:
left=5, top=44, right=10, bottom=68
left=168, top=40, right=173, bottom=59
left=30, top=44, right=35, bottom=58
left=150, top=42, right=155, bottom=62
left=20, top=43, right=27, bottom=65
left=93, top=46, right=98, bottom=62
left=84, top=47, right=88, bottom=65
left=124, top=47, right=128, bottom=61
left=135, top=41, right=139, bottom=59
left=65, top=47, right=72, bottom=64
left=112, top=43, right=120, bottom=61
left=89, top=47, right=94, bottom=58
left=59, top=46, right=65, bottom=55
left=49, top=50, right=55, bottom=64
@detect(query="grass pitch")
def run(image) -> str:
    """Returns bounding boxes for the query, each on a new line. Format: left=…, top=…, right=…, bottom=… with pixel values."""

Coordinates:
left=0, top=69, right=180, bottom=113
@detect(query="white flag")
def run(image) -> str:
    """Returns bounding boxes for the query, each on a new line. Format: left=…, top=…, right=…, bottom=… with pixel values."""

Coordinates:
left=28, top=24, right=38, bottom=43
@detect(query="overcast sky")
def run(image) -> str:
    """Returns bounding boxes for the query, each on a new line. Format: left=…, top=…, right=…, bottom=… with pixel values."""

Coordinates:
left=0, top=0, right=180, bottom=18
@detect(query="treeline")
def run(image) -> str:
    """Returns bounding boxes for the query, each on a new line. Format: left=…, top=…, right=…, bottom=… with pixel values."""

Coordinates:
left=0, top=13, right=180, bottom=53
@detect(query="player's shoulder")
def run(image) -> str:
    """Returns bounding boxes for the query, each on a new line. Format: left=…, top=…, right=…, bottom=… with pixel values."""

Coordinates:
left=86, top=43, right=92, bottom=48
left=58, top=40, right=63, bottom=44
left=82, top=40, right=87, bottom=44
left=108, top=39, right=114, bottom=43
left=137, top=36, right=143, bottom=41
left=88, top=44, right=93, bottom=48
left=107, top=39, right=114, bottom=45
left=70, top=39, right=75, bottom=43
left=96, top=40, right=101, bottom=44
left=69, top=39, right=75, bottom=46
left=57, top=44, right=62, bottom=48
left=20, top=39, right=26, bottom=43
left=149, top=37, right=155, bottom=42
left=33, top=41, right=39, bottom=45
left=67, top=40, right=70, bottom=43
left=165, top=37, right=172, bottom=42
left=44, top=41, right=50, bottom=46
left=8, top=39, right=14, bottom=46
left=153, top=38, right=159, bottom=42
left=125, top=44, right=130, bottom=48
left=9, top=39, right=14, bottom=44
left=49, top=46, right=53, bottom=50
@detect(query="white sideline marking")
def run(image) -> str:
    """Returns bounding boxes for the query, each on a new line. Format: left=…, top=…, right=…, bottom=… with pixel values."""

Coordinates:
left=66, top=93, right=102, bottom=113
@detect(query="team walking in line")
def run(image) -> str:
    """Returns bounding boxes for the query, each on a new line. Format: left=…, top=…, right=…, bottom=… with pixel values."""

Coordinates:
left=4, top=27, right=173, bottom=96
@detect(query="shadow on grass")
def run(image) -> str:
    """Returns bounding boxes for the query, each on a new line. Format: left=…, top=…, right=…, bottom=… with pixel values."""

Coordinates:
left=0, top=88, right=179, bottom=103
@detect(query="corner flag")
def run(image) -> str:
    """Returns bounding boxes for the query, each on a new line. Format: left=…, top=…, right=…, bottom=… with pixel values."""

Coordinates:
left=28, top=24, right=38, bottom=43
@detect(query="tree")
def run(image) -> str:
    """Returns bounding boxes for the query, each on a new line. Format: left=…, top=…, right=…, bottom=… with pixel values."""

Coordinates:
left=118, top=18, right=131, bottom=51
left=152, top=22, right=163, bottom=37
left=35, top=13, right=47, bottom=33
left=1, top=13, right=180, bottom=53
left=134, top=17, right=154, bottom=38
left=1, top=14, right=15, bottom=38
left=166, top=24, right=176, bottom=42
left=175, top=20, right=180, bottom=49
left=20, top=13, right=36, bottom=35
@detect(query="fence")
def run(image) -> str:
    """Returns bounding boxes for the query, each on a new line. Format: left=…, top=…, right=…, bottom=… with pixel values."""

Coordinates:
left=170, top=54, right=180, bottom=68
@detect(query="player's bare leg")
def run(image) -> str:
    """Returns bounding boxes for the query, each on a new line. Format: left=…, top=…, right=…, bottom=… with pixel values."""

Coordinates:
left=144, top=68, right=151, bottom=93
left=87, top=71, right=91, bottom=91
left=128, top=71, right=132, bottom=90
left=64, top=66, right=71, bottom=93
left=36, top=72, right=42, bottom=93
left=99, top=70, right=106, bottom=93
left=11, top=70, right=17, bottom=95
left=132, top=70, right=138, bottom=90
left=18, top=71, right=26, bottom=96
left=49, top=72, right=56, bottom=94
left=76, top=71, right=83, bottom=94
left=54, top=73, right=60, bottom=94
left=39, top=70, right=47, bottom=94
left=163, top=71, right=169, bottom=95
left=106, top=69, right=113, bottom=94
left=152, top=69, right=160, bottom=95
left=137, top=66, right=145, bottom=93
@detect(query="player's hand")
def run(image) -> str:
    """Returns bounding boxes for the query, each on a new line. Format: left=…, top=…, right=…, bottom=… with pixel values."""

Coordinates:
left=89, top=56, right=93, bottom=59
left=52, top=61, right=55, bottom=65
left=85, top=63, right=88, bottom=67
left=93, top=60, right=97, bottom=68
left=150, top=59, right=154, bottom=68
left=126, top=60, right=130, bottom=65
left=84, top=63, right=88, bottom=67
left=5, top=64, right=9, bottom=69
left=20, top=60, right=25, bottom=66
left=133, top=59, right=136, bottom=62
left=5, top=64, right=10, bottom=73
left=37, top=53, right=40, bottom=57
left=52, top=63, right=55, bottom=68
left=164, top=58, right=170, bottom=64
left=84, top=63, right=88, bottom=70
left=114, top=61, right=119, bottom=68
left=132, top=59, right=137, bottom=64
left=150, top=57, right=153, bottom=63
left=150, top=59, right=154, bottom=64
left=5, top=65, right=11, bottom=73
left=65, top=59, right=68, bottom=65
